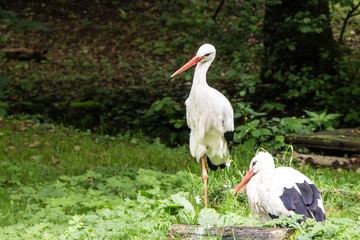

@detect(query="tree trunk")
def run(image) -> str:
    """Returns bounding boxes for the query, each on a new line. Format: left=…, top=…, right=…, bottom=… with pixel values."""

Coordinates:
left=260, top=0, right=340, bottom=104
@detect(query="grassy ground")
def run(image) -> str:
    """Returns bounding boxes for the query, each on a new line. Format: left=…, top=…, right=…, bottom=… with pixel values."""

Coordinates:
left=1, top=2, right=360, bottom=239
left=0, top=116, right=360, bottom=239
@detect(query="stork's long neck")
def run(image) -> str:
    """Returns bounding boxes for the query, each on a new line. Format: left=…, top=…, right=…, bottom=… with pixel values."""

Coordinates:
left=192, top=60, right=212, bottom=88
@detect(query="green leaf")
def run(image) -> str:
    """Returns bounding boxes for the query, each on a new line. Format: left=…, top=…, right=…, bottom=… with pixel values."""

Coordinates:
left=185, top=73, right=192, bottom=80
left=249, top=119, right=260, bottom=127
left=235, top=125, right=249, bottom=132
left=303, top=17, right=311, bottom=24
left=275, top=135, right=284, bottom=142
left=154, top=102, right=163, bottom=111
left=198, top=208, right=223, bottom=228
left=304, top=110, right=318, bottom=118
left=226, top=69, right=237, bottom=78
left=314, top=27, right=323, bottom=33
left=288, top=44, right=296, bottom=51
left=299, top=26, right=312, bottom=33
left=326, top=113, right=341, bottom=120
left=164, top=205, right=184, bottom=215
left=259, top=128, right=272, bottom=135
left=0, top=106, right=7, bottom=116
left=264, top=69, right=272, bottom=78
left=234, top=112, right=243, bottom=119
left=250, top=129, right=261, bottom=138
left=171, top=192, right=195, bottom=218
left=118, top=8, right=127, bottom=19
left=84, top=215, right=99, bottom=224
left=239, top=73, right=249, bottom=81
left=0, top=76, right=10, bottom=86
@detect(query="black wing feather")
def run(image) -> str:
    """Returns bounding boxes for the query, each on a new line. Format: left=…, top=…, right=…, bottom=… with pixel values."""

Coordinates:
left=279, top=181, right=326, bottom=223
left=309, top=184, right=326, bottom=221
left=224, top=131, right=234, bottom=152
left=206, top=156, right=226, bottom=171
left=296, top=181, right=314, bottom=206
left=280, top=187, right=310, bottom=218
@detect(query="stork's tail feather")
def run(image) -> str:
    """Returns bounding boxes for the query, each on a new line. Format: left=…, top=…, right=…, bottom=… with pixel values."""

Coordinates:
left=206, top=156, right=226, bottom=171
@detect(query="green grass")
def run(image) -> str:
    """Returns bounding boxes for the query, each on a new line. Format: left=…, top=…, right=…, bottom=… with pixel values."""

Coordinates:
left=0, top=116, right=360, bottom=239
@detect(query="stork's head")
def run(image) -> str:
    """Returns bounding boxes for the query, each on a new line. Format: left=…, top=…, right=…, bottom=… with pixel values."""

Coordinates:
left=171, top=43, right=216, bottom=78
left=196, top=43, right=216, bottom=63
left=248, top=151, right=275, bottom=174
left=232, top=151, right=275, bottom=196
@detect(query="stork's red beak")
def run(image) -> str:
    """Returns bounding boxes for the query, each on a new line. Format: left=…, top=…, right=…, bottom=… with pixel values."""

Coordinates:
left=171, top=55, right=200, bottom=78
left=232, top=169, right=255, bottom=196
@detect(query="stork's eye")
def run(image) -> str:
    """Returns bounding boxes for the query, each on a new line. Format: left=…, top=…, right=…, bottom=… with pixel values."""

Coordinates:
left=252, top=161, right=257, bottom=167
left=204, top=53, right=211, bottom=57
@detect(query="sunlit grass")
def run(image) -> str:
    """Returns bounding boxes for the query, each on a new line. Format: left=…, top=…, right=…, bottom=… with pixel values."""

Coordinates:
left=0, top=116, right=360, bottom=239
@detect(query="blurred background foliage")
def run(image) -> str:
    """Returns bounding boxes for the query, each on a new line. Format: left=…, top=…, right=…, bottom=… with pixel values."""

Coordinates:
left=0, top=0, right=359, bottom=147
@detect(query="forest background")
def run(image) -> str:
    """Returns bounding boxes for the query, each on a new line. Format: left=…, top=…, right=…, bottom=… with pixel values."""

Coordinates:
left=0, top=0, right=360, bottom=239
left=1, top=0, right=359, bottom=148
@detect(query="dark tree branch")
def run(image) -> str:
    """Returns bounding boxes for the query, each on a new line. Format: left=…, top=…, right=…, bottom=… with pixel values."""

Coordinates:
left=350, top=11, right=360, bottom=17
left=212, top=0, right=225, bottom=21
left=339, top=2, right=360, bottom=43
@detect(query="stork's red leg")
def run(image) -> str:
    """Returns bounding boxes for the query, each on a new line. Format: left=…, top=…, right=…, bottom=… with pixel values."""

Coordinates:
left=201, top=156, right=208, bottom=208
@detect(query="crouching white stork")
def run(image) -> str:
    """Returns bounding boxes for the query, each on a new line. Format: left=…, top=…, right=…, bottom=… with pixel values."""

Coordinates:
left=233, top=151, right=326, bottom=223
left=171, top=44, right=234, bottom=208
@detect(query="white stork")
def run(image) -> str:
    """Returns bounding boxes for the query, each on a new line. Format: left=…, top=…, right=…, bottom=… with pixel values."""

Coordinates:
left=171, top=43, right=234, bottom=208
left=233, top=151, right=326, bottom=223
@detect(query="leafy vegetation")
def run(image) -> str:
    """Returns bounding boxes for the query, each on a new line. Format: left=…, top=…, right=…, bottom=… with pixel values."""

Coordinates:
left=233, top=103, right=341, bottom=150
left=0, top=1, right=360, bottom=238
left=0, top=117, right=360, bottom=239
left=0, top=0, right=358, bottom=146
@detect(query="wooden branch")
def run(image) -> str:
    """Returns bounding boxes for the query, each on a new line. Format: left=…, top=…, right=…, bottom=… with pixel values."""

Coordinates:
left=350, top=11, right=360, bottom=17
left=2, top=47, right=47, bottom=61
left=212, top=0, right=225, bottom=21
left=168, top=224, right=295, bottom=240
left=338, top=2, right=360, bottom=43
left=3, top=48, right=34, bottom=55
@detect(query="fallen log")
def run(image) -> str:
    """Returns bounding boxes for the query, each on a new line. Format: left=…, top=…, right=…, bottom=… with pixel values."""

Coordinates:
left=3, top=47, right=47, bottom=61
left=168, top=224, right=295, bottom=240
left=288, top=152, right=360, bottom=170
left=285, top=128, right=360, bottom=153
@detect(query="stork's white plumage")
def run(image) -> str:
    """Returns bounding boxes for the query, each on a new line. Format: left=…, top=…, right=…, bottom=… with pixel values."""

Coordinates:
left=171, top=44, right=234, bottom=208
left=233, top=151, right=326, bottom=223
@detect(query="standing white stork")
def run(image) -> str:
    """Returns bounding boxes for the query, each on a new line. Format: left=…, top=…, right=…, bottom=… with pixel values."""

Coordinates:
left=171, top=43, right=234, bottom=208
left=233, top=151, right=326, bottom=223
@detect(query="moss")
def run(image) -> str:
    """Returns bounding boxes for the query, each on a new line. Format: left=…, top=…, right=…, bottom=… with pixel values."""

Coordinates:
left=70, top=100, right=99, bottom=109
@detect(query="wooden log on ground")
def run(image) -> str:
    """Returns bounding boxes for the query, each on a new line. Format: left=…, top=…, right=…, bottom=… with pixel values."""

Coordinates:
left=285, top=128, right=360, bottom=152
left=287, top=152, right=360, bottom=170
left=168, top=224, right=295, bottom=240
left=3, top=47, right=47, bottom=61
